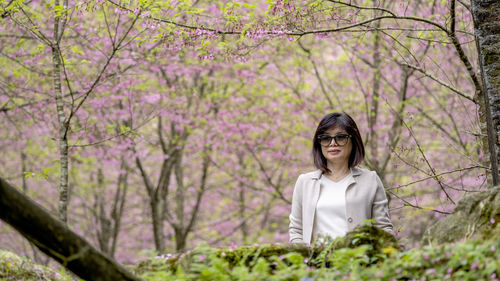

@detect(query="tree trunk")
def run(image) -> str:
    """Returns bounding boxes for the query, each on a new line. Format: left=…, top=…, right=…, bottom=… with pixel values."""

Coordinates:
left=52, top=42, right=70, bottom=223
left=52, top=0, right=69, bottom=222
left=239, top=187, right=248, bottom=244
left=110, top=159, right=129, bottom=257
left=151, top=195, right=166, bottom=254
left=174, top=152, right=186, bottom=252
left=369, top=23, right=381, bottom=171
left=0, top=177, right=140, bottom=281
left=95, top=168, right=111, bottom=254
left=136, top=154, right=169, bottom=255
left=471, top=0, right=500, bottom=186
left=93, top=159, right=128, bottom=258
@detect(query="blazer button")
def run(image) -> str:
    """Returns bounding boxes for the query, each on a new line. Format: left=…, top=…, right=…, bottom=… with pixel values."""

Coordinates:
left=348, top=217, right=353, bottom=223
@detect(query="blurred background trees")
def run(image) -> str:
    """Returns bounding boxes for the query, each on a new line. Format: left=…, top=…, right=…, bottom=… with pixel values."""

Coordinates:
left=0, top=0, right=496, bottom=264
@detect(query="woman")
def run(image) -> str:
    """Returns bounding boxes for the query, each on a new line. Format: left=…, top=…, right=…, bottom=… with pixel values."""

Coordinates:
left=289, top=112, right=393, bottom=244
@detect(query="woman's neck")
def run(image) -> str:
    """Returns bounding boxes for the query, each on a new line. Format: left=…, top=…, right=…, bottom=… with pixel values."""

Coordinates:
left=325, top=162, right=350, bottom=181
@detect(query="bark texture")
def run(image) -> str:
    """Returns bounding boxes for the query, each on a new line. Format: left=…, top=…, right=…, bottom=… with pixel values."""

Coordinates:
left=0, top=177, right=140, bottom=281
left=471, top=0, right=500, bottom=185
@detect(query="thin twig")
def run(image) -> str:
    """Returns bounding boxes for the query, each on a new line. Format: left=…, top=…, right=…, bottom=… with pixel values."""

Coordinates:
left=388, top=190, right=452, bottom=214
left=69, top=115, right=154, bottom=147
left=387, top=165, right=487, bottom=191
left=401, top=62, right=475, bottom=102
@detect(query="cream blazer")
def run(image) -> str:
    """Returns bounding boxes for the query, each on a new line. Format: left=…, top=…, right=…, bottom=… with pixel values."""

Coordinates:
left=289, top=167, right=393, bottom=244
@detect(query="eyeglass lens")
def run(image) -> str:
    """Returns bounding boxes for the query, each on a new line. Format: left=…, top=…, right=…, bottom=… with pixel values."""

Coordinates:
left=319, top=134, right=349, bottom=146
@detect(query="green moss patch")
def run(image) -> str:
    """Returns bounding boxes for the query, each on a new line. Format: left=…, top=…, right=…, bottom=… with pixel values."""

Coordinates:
left=2, top=224, right=498, bottom=280
left=132, top=225, right=499, bottom=281
left=0, top=249, right=72, bottom=281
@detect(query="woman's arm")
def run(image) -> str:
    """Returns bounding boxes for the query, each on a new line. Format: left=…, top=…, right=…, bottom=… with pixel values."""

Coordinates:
left=289, top=175, right=304, bottom=243
left=372, top=173, right=394, bottom=234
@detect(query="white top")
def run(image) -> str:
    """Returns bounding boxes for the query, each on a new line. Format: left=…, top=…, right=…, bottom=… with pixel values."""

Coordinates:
left=312, top=172, right=352, bottom=240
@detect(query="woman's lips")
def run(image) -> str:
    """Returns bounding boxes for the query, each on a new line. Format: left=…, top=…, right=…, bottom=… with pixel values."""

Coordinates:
left=328, top=150, right=340, bottom=154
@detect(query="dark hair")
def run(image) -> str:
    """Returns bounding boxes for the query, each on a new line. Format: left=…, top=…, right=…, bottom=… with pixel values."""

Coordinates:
left=312, top=112, right=365, bottom=173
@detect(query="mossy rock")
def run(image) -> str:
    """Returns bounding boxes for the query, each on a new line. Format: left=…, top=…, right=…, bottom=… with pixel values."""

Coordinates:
left=422, top=186, right=500, bottom=245
left=133, top=242, right=311, bottom=276
left=132, top=224, right=399, bottom=276
left=342, top=224, right=399, bottom=250
left=0, top=249, right=71, bottom=280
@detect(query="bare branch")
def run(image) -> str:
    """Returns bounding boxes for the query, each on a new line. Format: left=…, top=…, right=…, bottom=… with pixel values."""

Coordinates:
left=69, top=116, right=154, bottom=147
left=297, top=39, right=334, bottom=108
left=387, top=165, right=487, bottom=191
left=448, top=0, right=483, bottom=101
left=135, top=156, right=154, bottom=196
left=401, top=62, right=475, bottom=102
left=388, top=190, right=452, bottom=214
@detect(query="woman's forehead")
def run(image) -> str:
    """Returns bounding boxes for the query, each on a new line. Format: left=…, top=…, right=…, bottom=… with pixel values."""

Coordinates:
left=324, top=126, right=347, bottom=134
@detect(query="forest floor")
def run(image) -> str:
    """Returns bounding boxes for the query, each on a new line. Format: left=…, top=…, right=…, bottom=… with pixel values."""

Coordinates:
left=1, top=223, right=499, bottom=281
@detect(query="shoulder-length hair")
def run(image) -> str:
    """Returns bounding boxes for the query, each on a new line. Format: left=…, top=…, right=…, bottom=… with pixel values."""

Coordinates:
left=312, top=112, right=365, bottom=174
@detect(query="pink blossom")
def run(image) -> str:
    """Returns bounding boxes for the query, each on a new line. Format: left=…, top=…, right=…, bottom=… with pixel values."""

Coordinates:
left=144, top=94, right=161, bottom=104
left=425, top=268, right=435, bottom=275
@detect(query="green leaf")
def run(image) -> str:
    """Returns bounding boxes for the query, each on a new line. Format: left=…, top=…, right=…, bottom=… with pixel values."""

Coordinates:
left=16, top=38, right=25, bottom=48
left=285, top=252, right=303, bottom=266
left=24, top=171, right=33, bottom=179
left=71, top=45, right=84, bottom=55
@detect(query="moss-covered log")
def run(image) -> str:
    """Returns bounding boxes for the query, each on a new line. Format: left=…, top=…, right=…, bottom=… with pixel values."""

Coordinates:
left=133, top=224, right=400, bottom=276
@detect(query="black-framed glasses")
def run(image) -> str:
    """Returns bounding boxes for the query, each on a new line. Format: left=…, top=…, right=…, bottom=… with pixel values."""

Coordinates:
left=317, top=134, right=351, bottom=147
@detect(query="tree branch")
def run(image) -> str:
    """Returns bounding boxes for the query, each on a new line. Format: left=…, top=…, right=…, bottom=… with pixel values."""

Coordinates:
left=0, top=177, right=140, bottom=281
left=401, top=62, right=475, bottom=102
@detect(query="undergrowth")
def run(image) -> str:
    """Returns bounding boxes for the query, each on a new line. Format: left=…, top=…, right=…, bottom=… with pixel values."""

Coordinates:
left=133, top=225, right=500, bottom=281
left=1, top=225, right=498, bottom=280
left=0, top=249, right=72, bottom=281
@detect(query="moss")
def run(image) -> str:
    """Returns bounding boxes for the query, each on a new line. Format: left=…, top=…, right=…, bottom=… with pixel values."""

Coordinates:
left=3, top=223, right=499, bottom=281
left=131, top=224, right=400, bottom=276
left=342, top=224, right=400, bottom=250
left=477, top=186, right=500, bottom=235
left=131, top=224, right=499, bottom=280
left=0, top=250, right=72, bottom=281
left=422, top=187, right=500, bottom=245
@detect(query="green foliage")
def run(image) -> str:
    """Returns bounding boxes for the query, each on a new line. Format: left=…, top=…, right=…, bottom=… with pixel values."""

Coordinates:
left=130, top=225, right=500, bottom=281
left=0, top=250, right=72, bottom=281
left=2, top=226, right=499, bottom=280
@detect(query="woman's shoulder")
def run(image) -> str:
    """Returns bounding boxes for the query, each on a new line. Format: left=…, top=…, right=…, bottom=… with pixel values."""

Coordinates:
left=352, top=167, right=379, bottom=178
left=297, top=169, right=322, bottom=180
left=352, top=167, right=384, bottom=189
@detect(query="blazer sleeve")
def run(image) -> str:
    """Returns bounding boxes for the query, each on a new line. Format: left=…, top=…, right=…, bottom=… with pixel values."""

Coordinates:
left=289, top=175, right=304, bottom=243
left=372, top=173, right=394, bottom=234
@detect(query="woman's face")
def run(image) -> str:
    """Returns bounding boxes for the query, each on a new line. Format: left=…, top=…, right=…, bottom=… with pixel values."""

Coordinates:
left=320, top=126, right=352, bottom=166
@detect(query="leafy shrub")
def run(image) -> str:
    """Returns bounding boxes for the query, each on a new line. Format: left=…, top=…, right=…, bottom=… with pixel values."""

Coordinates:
left=2, top=225, right=498, bottom=280
left=133, top=225, right=500, bottom=281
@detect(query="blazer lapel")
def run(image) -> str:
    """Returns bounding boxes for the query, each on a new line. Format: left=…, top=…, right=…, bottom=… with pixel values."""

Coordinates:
left=310, top=170, right=322, bottom=208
